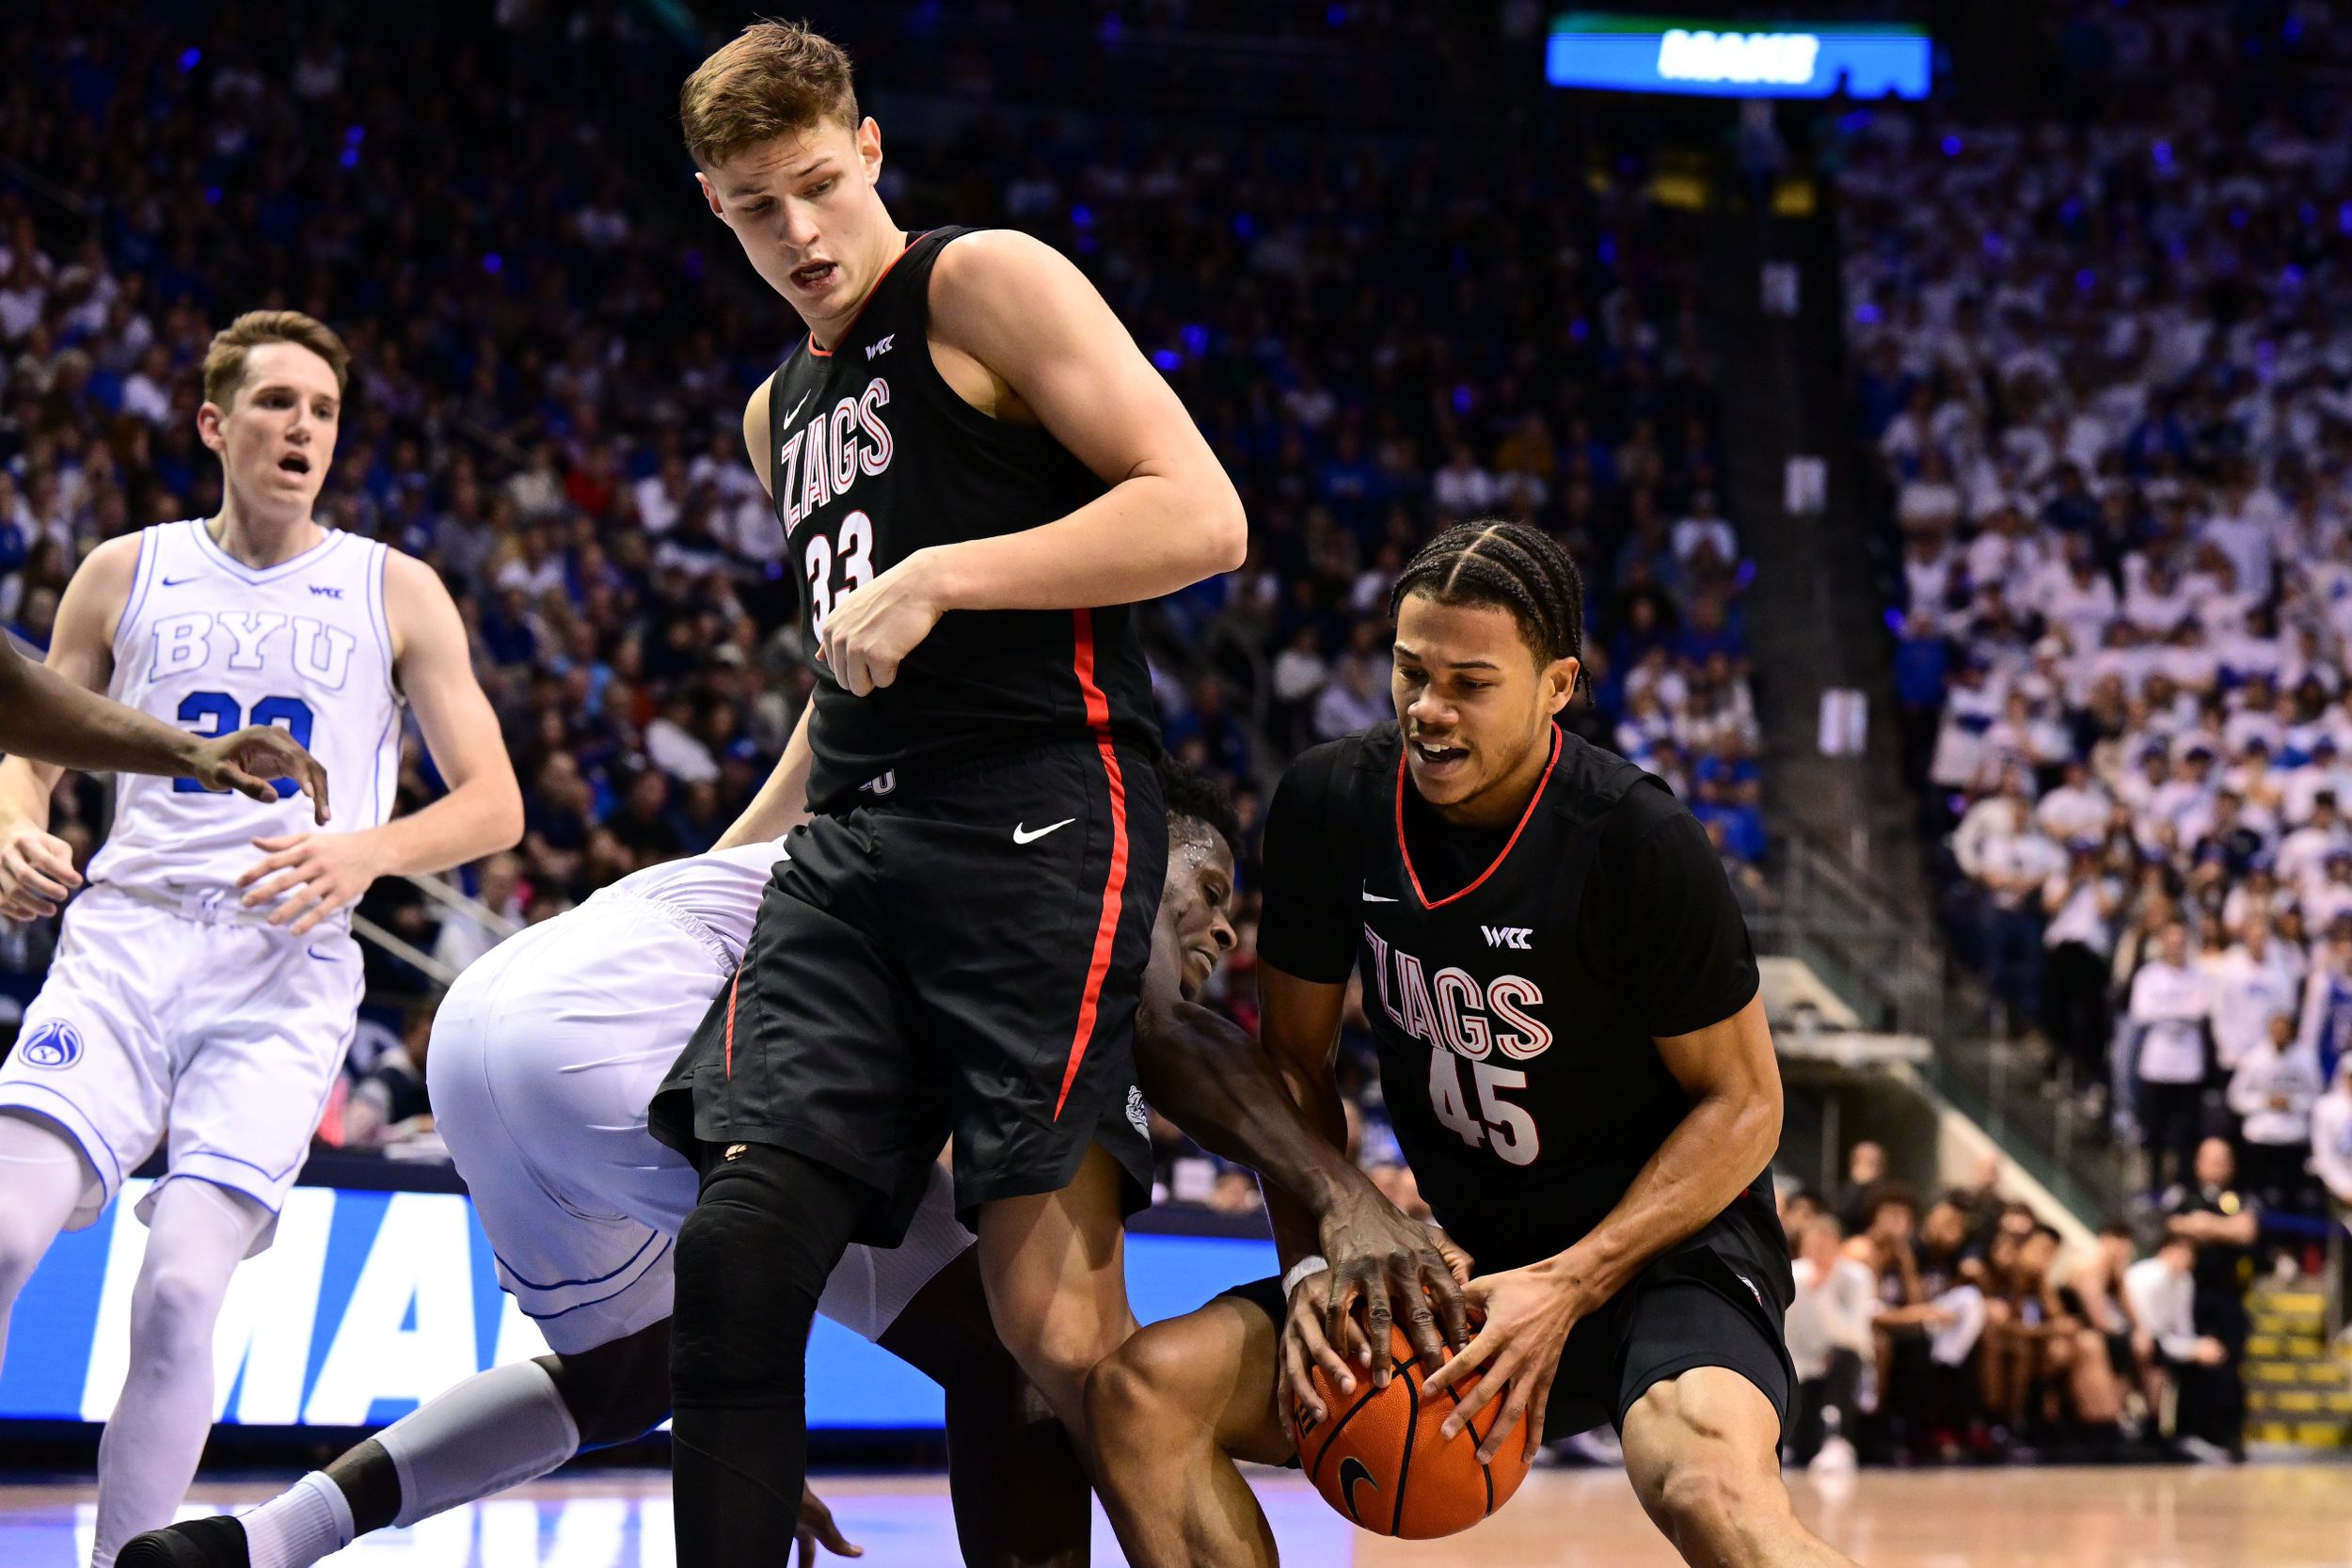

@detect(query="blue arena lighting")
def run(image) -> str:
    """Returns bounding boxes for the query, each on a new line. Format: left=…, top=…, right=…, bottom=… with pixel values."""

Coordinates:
left=1547, top=13, right=1931, bottom=100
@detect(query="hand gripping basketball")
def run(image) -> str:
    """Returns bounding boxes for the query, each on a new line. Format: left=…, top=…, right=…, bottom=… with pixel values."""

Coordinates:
left=1285, top=1314, right=1531, bottom=1539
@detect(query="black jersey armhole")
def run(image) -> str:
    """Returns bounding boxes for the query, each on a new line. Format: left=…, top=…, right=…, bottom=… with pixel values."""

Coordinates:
left=898, top=227, right=1080, bottom=462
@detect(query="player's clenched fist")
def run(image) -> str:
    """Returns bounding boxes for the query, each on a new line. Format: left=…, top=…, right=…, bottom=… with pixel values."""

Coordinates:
left=817, top=552, right=946, bottom=697
left=188, top=724, right=332, bottom=824
left=0, top=818, right=82, bottom=921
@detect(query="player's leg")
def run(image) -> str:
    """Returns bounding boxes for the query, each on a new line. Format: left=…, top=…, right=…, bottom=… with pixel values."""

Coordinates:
left=875, top=1246, right=1092, bottom=1568
left=0, top=1110, right=96, bottom=1360
left=972, top=1143, right=1139, bottom=1452
left=92, top=1178, right=272, bottom=1565
left=1087, top=1281, right=1294, bottom=1568
left=916, top=746, right=1168, bottom=1453
left=1622, top=1366, right=1860, bottom=1568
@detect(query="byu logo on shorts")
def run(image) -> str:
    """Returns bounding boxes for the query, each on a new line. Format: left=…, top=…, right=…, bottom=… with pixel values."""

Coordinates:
left=18, top=1020, right=84, bottom=1069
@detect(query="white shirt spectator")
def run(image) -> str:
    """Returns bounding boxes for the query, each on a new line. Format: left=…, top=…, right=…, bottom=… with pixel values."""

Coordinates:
left=2122, top=1256, right=2202, bottom=1362
left=2036, top=779, right=2112, bottom=844
left=2130, top=959, right=2211, bottom=1085
left=644, top=713, right=720, bottom=785
left=2311, top=1069, right=2352, bottom=1204
left=2044, top=871, right=2122, bottom=954
left=1786, top=1254, right=1878, bottom=1382
left=1431, top=454, right=1498, bottom=517
left=1672, top=511, right=1738, bottom=566
left=2206, top=943, right=2302, bottom=1070
left=2203, top=512, right=2276, bottom=598
left=2226, top=1039, right=2323, bottom=1148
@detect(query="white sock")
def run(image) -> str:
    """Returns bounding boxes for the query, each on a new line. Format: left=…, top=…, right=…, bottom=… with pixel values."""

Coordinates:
left=378, top=1358, right=581, bottom=1528
left=240, top=1472, right=355, bottom=1568
left=92, top=1179, right=269, bottom=1566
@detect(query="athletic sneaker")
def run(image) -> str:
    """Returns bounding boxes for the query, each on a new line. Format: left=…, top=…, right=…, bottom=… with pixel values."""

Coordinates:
left=118, top=1515, right=249, bottom=1567
left=1807, top=1434, right=1858, bottom=1477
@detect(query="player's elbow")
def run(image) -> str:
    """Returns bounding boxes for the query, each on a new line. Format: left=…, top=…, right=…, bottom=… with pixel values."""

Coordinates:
left=478, top=777, right=526, bottom=852
left=1178, top=473, right=1248, bottom=578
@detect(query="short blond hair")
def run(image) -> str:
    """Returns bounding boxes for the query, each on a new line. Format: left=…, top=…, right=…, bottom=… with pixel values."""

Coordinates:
left=680, top=19, right=857, bottom=170
left=202, top=310, right=350, bottom=408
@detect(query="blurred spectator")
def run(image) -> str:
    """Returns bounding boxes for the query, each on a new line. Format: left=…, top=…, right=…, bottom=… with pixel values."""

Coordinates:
left=2225, top=1012, right=2322, bottom=1214
left=1785, top=1214, right=1872, bottom=1472
left=2130, top=922, right=2212, bottom=1190
left=2161, top=1138, right=2255, bottom=1463
left=2123, top=1234, right=2236, bottom=1464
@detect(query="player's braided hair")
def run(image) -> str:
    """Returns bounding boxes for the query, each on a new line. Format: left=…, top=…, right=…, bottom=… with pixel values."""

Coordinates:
left=1157, top=756, right=1244, bottom=861
left=1388, top=518, right=1585, bottom=663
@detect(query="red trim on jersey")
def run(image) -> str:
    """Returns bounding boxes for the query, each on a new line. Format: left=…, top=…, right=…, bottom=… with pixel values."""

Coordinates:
left=1057, top=608, right=1131, bottom=1119
left=723, top=968, right=742, bottom=1078
left=1395, top=725, right=1564, bottom=911
left=804, top=232, right=929, bottom=358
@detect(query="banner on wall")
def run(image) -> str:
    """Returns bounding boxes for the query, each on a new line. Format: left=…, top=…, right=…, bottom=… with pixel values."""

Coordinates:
left=0, top=1180, right=1278, bottom=1431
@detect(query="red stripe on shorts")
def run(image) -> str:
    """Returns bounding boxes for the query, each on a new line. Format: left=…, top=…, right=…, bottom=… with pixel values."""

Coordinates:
left=1057, top=608, right=1130, bottom=1119
left=723, top=967, right=741, bottom=1078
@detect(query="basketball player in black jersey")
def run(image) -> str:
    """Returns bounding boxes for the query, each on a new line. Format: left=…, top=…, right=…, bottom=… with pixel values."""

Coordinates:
left=1088, top=522, right=1863, bottom=1567
left=643, top=22, right=1247, bottom=1566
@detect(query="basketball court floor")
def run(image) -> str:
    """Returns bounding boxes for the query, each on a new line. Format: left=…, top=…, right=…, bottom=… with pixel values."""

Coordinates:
left=4, top=1463, right=2350, bottom=1566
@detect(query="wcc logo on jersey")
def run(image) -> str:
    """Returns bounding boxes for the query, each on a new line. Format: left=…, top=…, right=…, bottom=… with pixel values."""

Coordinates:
left=1483, top=925, right=1534, bottom=950
left=17, top=1020, right=84, bottom=1069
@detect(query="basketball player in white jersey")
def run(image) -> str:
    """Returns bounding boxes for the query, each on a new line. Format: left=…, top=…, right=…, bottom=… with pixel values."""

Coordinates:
left=0, top=629, right=326, bottom=802
left=123, top=757, right=1255, bottom=1568
left=0, top=310, right=524, bottom=1568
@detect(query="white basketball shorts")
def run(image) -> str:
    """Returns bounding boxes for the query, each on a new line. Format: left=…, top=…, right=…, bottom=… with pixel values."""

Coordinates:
left=427, top=891, right=976, bottom=1356
left=0, top=885, right=364, bottom=1252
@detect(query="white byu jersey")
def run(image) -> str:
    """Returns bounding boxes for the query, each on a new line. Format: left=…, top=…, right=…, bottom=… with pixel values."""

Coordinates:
left=88, top=519, right=403, bottom=905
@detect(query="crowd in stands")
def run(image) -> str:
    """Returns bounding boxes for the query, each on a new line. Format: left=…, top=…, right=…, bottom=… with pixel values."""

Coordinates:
left=1840, top=5, right=2352, bottom=1247
left=0, top=6, right=1762, bottom=1197
left=1778, top=1134, right=2312, bottom=1470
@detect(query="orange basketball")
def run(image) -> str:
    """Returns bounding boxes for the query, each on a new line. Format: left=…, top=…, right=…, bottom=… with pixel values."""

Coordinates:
left=1286, top=1323, right=1531, bottom=1539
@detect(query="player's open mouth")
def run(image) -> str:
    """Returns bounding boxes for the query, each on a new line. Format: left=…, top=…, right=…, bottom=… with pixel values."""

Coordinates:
left=278, top=453, right=310, bottom=476
left=790, top=261, right=837, bottom=291
left=1412, top=739, right=1467, bottom=768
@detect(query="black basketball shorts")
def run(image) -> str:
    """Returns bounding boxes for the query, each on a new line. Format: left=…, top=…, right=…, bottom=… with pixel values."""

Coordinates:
left=647, top=740, right=1166, bottom=1246
left=1228, top=1207, right=1795, bottom=1449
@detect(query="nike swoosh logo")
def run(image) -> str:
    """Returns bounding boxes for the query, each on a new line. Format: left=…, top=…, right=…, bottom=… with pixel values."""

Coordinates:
left=1013, top=817, right=1076, bottom=845
left=1337, top=1455, right=1381, bottom=1525
left=1362, top=884, right=1399, bottom=903
left=781, top=390, right=812, bottom=428
left=162, top=575, right=199, bottom=587
left=307, top=945, right=337, bottom=961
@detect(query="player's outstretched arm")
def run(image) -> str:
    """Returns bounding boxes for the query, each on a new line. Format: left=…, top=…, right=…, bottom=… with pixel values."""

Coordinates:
left=237, top=551, right=522, bottom=934
left=0, top=632, right=329, bottom=817
left=814, top=230, right=1247, bottom=694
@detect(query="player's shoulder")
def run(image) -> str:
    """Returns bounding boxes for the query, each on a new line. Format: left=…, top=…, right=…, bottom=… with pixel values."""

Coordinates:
left=1275, top=721, right=1399, bottom=814
left=927, top=226, right=1089, bottom=314
left=1545, top=729, right=1678, bottom=835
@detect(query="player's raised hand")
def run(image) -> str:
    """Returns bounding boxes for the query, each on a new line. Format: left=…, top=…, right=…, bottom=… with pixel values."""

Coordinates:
left=815, top=553, right=946, bottom=696
left=1316, top=1181, right=1471, bottom=1386
left=0, top=819, right=81, bottom=921
left=190, top=725, right=332, bottom=825
left=1424, top=1262, right=1596, bottom=1463
left=236, top=830, right=386, bottom=934
left=796, top=1482, right=864, bottom=1567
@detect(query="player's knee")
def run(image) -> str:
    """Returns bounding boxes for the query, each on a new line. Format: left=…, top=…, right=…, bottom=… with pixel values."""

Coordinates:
left=130, top=1256, right=224, bottom=1346
left=543, top=1338, right=674, bottom=1449
left=1084, top=1331, right=1190, bottom=1455
left=672, top=1197, right=807, bottom=1409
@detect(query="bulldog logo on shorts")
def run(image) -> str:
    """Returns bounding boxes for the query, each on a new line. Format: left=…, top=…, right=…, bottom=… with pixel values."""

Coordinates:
left=18, top=1020, right=84, bottom=1070
left=1125, top=1085, right=1151, bottom=1135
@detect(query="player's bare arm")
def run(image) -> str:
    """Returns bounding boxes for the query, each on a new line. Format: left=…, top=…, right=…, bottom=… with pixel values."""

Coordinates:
left=236, top=550, right=522, bottom=934
left=1136, top=950, right=1469, bottom=1388
left=816, top=230, right=1248, bottom=694
left=1423, top=991, right=1782, bottom=1460
left=707, top=377, right=817, bottom=851
left=1249, top=959, right=1470, bottom=1418
left=0, top=626, right=327, bottom=819
left=0, top=538, right=328, bottom=922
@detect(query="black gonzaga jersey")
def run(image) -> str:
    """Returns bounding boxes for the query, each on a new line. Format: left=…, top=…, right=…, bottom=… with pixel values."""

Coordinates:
left=1257, top=721, right=1778, bottom=1274
left=765, top=226, right=1160, bottom=811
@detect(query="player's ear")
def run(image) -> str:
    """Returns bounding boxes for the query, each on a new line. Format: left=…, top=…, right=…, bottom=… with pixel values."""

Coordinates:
left=695, top=172, right=724, bottom=220
left=859, top=116, right=883, bottom=182
left=196, top=401, right=228, bottom=455
left=1542, top=656, right=1579, bottom=717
